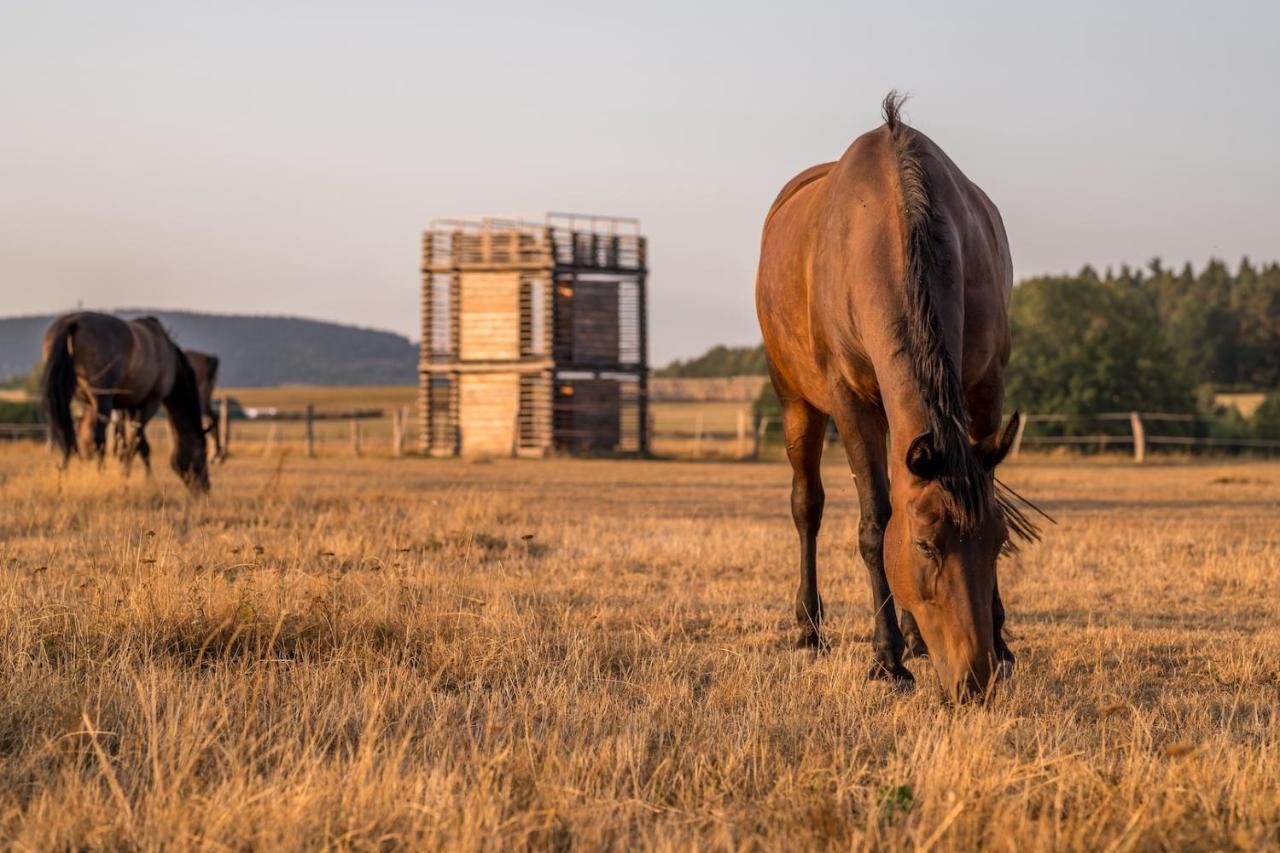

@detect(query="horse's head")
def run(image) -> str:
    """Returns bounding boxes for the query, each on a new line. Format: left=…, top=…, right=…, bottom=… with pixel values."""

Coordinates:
left=166, top=345, right=211, bottom=494
left=883, top=415, right=1020, bottom=702
left=171, top=429, right=210, bottom=493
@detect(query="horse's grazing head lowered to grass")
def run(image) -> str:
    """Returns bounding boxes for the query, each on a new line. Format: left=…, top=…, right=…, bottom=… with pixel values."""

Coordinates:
left=882, top=414, right=1032, bottom=701
left=167, top=347, right=211, bottom=493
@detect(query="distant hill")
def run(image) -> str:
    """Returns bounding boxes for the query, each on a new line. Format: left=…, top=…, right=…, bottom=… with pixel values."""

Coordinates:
left=0, top=310, right=418, bottom=387
left=657, top=344, right=766, bottom=378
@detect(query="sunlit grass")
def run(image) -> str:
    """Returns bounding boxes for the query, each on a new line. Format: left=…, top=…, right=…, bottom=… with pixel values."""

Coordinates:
left=0, top=445, right=1276, bottom=848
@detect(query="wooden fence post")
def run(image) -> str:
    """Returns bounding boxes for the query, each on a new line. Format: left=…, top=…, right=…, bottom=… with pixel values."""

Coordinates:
left=305, top=405, right=315, bottom=458
left=1129, top=411, right=1146, bottom=463
left=693, top=413, right=703, bottom=459
left=263, top=423, right=277, bottom=458
left=754, top=416, right=770, bottom=459
left=350, top=418, right=362, bottom=457
left=106, top=411, right=118, bottom=459
left=391, top=409, right=403, bottom=457
left=217, top=394, right=231, bottom=460
left=1010, top=413, right=1029, bottom=460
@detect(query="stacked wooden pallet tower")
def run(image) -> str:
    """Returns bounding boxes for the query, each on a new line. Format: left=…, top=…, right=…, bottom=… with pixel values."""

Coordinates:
left=418, top=213, right=648, bottom=457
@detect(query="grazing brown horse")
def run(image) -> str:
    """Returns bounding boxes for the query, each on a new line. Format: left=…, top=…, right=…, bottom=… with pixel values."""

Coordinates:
left=755, top=93, right=1036, bottom=701
left=41, top=312, right=210, bottom=492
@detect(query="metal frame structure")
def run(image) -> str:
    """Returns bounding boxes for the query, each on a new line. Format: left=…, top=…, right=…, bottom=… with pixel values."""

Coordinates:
left=418, top=213, right=648, bottom=457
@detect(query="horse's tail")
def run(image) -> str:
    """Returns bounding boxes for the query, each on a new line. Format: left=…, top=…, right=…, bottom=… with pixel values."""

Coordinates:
left=41, top=320, right=79, bottom=462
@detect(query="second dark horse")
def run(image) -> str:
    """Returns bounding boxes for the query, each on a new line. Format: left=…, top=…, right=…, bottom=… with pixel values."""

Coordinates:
left=114, top=349, right=225, bottom=470
left=42, top=312, right=210, bottom=492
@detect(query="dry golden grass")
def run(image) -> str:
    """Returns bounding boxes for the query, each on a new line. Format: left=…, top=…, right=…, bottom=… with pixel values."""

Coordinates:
left=219, top=384, right=417, bottom=411
left=0, top=445, right=1277, bottom=850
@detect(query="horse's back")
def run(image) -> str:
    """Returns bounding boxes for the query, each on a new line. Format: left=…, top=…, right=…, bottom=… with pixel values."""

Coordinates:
left=43, top=312, right=131, bottom=362
left=910, top=131, right=1011, bottom=288
left=905, top=130, right=1013, bottom=383
left=756, top=128, right=904, bottom=408
left=763, top=162, right=834, bottom=231
left=755, top=161, right=838, bottom=405
left=124, top=317, right=178, bottom=405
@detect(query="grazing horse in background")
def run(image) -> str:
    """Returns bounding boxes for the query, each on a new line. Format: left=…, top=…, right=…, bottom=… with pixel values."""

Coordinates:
left=184, top=350, right=225, bottom=462
left=115, top=349, right=225, bottom=468
left=41, top=312, right=210, bottom=492
left=755, top=93, right=1037, bottom=702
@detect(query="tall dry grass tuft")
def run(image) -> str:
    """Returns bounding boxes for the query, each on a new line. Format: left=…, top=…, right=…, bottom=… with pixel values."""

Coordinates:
left=0, top=445, right=1277, bottom=849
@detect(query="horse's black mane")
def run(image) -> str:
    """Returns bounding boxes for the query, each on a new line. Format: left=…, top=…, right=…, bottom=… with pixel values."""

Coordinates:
left=882, top=91, right=991, bottom=533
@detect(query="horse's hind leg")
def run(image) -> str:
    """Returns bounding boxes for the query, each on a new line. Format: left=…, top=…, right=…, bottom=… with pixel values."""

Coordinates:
left=76, top=406, right=97, bottom=464
left=782, top=398, right=829, bottom=650
left=89, top=396, right=112, bottom=470
left=136, top=426, right=152, bottom=475
left=114, top=413, right=136, bottom=477
left=133, top=403, right=159, bottom=477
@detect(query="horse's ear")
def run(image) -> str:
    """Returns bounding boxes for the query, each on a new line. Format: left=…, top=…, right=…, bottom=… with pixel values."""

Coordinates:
left=906, top=432, right=943, bottom=480
left=976, top=411, right=1020, bottom=470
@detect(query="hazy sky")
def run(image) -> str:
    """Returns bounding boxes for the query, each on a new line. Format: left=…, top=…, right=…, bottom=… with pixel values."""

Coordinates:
left=3, top=1, right=1277, bottom=363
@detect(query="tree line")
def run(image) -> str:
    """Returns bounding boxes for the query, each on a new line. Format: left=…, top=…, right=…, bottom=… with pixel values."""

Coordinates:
left=660, top=258, right=1280, bottom=443
left=1007, top=258, right=1280, bottom=414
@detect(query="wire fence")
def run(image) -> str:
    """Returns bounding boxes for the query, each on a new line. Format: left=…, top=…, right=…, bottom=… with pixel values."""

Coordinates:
left=7, top=404, right=1280, bottom=462
left=752, top=409, right=1280, bottom=461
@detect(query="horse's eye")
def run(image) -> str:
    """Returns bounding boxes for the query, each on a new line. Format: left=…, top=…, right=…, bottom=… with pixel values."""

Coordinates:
left=913, top=538, right=939, bottom=561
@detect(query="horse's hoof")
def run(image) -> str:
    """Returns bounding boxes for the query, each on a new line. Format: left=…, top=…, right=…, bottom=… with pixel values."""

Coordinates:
left=904, top=640, right=929, bottom=660
left=795, top=632, right=830, bottom=654
left=995, top=659, right=1015, bottom=682
left=996, top=643, right=1015, bottom=666
left=867, top=661, right=915, bottom=687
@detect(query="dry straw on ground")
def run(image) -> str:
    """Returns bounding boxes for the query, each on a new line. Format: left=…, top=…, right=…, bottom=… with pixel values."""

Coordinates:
left=0, top=445, right=1277, bottom=849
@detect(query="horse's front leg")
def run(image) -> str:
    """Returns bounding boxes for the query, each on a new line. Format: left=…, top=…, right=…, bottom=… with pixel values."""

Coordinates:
left=993, top=574, right=1014, bottom=668
left=832, top=395, right=913, bottom=685
left=113, top=412, right=136, bottom=477
left=899, top=610, right=930, bottom=660
left=781, top=398, right=829, bottom=650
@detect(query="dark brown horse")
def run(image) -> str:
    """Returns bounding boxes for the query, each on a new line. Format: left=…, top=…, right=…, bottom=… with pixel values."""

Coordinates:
left=755, top=93, right=1036, bottom=701
left=184, top=350, right=225, bottom=462
left=115, top=349, right=225, bottom=469
left=41, top=312, right=210, bottom=492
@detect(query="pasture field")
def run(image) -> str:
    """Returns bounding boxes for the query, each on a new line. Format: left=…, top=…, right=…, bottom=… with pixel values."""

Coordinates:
left=221, top=384, right=417, bottom=411
left=0, top=446, right=1277, bottom=849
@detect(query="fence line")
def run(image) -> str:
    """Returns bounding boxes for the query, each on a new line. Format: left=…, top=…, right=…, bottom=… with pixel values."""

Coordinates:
left=1007, top=410, right=1280, bottom=461
left=9, top=402, right=1279, bottom=462
left=0, top=424, right=45, bottom=441
left=749, top=410, right=1280, bottom=462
